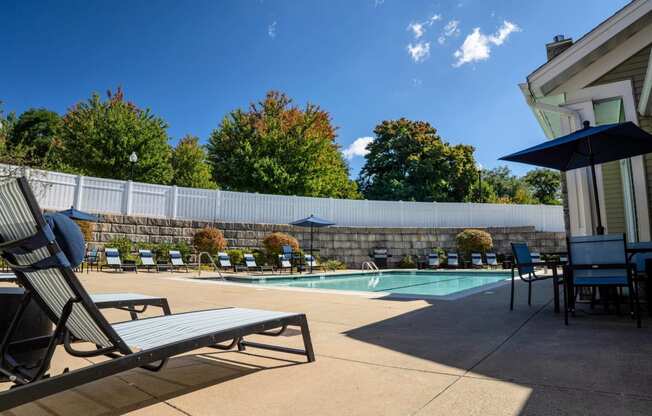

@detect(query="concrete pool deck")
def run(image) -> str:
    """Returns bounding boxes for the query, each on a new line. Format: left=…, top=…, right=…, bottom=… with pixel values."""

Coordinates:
left=1, top=270, right=651, bottom=415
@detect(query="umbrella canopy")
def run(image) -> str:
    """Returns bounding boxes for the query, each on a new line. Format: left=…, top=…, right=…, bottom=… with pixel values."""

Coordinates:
left=290, top=215, right=335, bottom=273
left=500, top=121, right=652, bottom=235
left=58, top=206, right=99, bottom=222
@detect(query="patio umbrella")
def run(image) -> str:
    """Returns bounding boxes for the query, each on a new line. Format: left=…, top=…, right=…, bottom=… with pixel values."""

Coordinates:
left=500, top=121, right=652, bottom=234
left=290, top=214, right=335, bottom=273
left=58, top=206, right=99, bottom=222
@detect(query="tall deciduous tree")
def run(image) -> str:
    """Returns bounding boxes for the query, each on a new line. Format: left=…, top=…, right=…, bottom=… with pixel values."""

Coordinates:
left=60, top=88, right=173, bottom=184
left=171, top=135, right=217, bottom=189
left=524, top=168, right=561, bottom=205
left=207, top=91, right=359, bottom=198
left=358, top=118, right=476, bottom=202
left=7, top=108, right=63, bottom=166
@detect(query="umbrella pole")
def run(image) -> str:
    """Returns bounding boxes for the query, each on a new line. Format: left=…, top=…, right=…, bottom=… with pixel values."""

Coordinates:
left=310, top=225, right=314, bottom=274
left=590, top=162, right=605, bottom=235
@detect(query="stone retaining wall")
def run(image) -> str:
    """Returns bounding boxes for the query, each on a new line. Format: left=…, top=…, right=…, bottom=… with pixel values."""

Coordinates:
left=83, top=214, right=567, bottom=268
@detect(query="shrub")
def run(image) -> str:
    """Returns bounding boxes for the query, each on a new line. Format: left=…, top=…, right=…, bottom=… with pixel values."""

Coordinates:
left=192, top=226, right=227, bottom=255
left=323, top=259, right=346, bottom=271
left=252, top=249, right=267, bottom=266
left=455, top=229, right=493, bottom=257
left=430, top=247, right=446, bottom=262
left=74, top=220, right=93, bottom=243
left=397, top=255, right=416, bottom=269
left=105, top=236, right=133, bottom=260
left=226, top=249, right=244, bottom=265
left=262, top=232, right=299, bottom=262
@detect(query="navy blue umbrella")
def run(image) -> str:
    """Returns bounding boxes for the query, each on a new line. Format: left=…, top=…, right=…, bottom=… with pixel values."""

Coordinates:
left=58, top=206, right=99, bottom=222
left=501, top=121, right=652, bottom=234
left=290, top=214, right=335, bottom=272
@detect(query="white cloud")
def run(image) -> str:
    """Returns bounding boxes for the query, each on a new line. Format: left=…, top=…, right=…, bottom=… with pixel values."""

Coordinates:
left=343, top=137, right=374, bottom=159
left=411, top=78, right=423, bottom=87
left=268, top=21, right=277, bottom=38
left=407, top=22, right=425, bottom=39
left=453, top=20, right=520, bottom=67
left=429, top=14, right=442, bottom=23
left=437, top=36, right=446, bottom=45
left=374, top=0, right=384, bottom=7
left=443, top=20, right=460, bottom=37
left=407, top=42, right=430, bottom=63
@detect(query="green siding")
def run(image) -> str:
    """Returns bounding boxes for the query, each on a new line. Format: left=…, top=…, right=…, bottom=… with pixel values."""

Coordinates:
left=602, top=161, right=626, bottom=233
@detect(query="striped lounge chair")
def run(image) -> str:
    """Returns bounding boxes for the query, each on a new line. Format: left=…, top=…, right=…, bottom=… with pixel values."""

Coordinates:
left=471, top=253, right=484, bottom=268
left=446, top=252, right=459, bottom=268
left=486, top=253, right=499, bottom=268
left=243, top=253, right=274, bottom=273
left=0, top=178, right=315, bottom=411
left=138, top=249, right=158, bottom=272
left=168, top=250, right=194, bottom=272
left=427, top=253, right=440, bottom=269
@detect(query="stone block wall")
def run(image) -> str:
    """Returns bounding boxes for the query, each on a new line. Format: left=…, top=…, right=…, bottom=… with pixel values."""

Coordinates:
left=83, top=214, right=567, bottom=268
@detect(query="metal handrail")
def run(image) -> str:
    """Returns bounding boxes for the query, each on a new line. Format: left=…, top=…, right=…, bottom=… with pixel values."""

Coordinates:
left=196, top=252, right=223, bottom=280
left=361, top=261, right=379, bottom=271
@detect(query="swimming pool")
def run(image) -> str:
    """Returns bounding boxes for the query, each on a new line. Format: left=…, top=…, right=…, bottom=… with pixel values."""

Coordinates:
left=235, top=271, right=510, bottom=299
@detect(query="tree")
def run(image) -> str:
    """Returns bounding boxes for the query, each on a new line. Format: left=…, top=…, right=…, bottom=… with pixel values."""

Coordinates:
left=207, top=91, right=359, bottom=199
left=171, top=135, right=217, bottom=189
left=7, top=108, right=63, bottom=167
left=59, top=88, right=173, bottom=184
left=524, top=168, right=561, bottom=205
left=482, top=166, right=521, bottom=201
left=358, top=118, right=476, bottom=202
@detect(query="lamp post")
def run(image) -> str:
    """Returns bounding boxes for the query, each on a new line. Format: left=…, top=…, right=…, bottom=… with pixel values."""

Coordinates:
left=129, top=151, right=138, bottom=181
left=476, top=162, right=483, bottom=203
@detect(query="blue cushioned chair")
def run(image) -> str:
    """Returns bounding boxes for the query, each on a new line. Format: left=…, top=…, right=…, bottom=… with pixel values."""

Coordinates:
left=565, top=234, right=641, bottom=327
left=510, top=242, right=563, bottom=311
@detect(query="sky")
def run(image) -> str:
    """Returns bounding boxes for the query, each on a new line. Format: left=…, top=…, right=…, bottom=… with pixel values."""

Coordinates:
left=0, top=0, right=631, bottom=178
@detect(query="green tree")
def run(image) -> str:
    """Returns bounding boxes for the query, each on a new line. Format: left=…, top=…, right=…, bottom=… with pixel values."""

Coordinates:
left=207, top=91, right=359, bottom=198
left=7, top=108, right=63, bottom=167
left=482, top=166, right=521, bottom=201
left=60, top=88, right=173, bottom=184
left=171, top=135, right=217, bottom=189
left=358, top=118, right=476, bottom=202
left=524, top=168, right=561, bottom=205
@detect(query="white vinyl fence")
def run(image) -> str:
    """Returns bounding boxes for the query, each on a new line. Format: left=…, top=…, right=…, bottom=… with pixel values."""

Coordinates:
left=3, top=165, right=565, bottom=231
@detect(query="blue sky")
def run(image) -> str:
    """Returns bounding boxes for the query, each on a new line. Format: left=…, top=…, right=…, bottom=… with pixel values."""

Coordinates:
left=1, top=0, right=630, bottom=177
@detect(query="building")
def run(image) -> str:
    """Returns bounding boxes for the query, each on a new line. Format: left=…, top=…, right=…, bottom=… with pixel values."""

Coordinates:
left=521, top=0, right=652, bottom=240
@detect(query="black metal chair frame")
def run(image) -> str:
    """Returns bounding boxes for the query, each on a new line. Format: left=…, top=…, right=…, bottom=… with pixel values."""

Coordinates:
left=0, top=178, right=315, bottom=412
left=563, top=235, right=641, bottom=328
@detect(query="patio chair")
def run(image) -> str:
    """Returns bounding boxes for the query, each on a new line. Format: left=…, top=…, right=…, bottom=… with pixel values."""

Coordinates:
left=85, top=247, right=100, bottom=272
left=304, top=255, right=324, bottom=272
left=138, top=249, right=159, bottom=272
left=278, top=254, right=292, bottom=273
left=0, top=177, right=315, bottom=411
left=168, top=250, right=194, bottom=272
left=371, top=248, right=390, bottom=269
left=627, top=241, right=652, bottom=316
left=471, top=253, right=484, bottom=268
left=565, top=234, right=641, bottom=327
left=242, top=253, right=274, bottom=273
left=217, top=252, right=233, bottom=271
left=446, top=252, right=459, bottom=268
left=100, top=248, right=136, bottom=272
left=426, top=253, right=440, bottom=269
left=486, top=252, right=499, bottom=268
left=510, top=242, right=563, bottom=312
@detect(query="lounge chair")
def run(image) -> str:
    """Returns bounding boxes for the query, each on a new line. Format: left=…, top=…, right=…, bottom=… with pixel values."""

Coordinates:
left=371, top=248, right=390, bottom=269
left=531, top=251, right=543, bottom=266
left=168, top=250, right=194, bottom=272
left=510, top=242, right=563, bottom=312
left=278, top=254, right=293, bottom=273
left=217, top=252, right=233, bottom=271
left=564, top=234, right=641, bottom=327
left=426, top=253, right=440, bottom=269
left=304, top=255, right=323, bottom=272
left=85, top=247, right=100, bottom=272
left=0, top=178, right=315, bottom=411
left=242, top=253, right=274, bottom=273
left=446, top=252, right=459, bottom=268
left=138, top=249, right=159, bottom=272
left=471, top=253, right=484, bottom=268
left=486, top=252, right=499, bottom=268
left=101, top=248, right=137, bottom=272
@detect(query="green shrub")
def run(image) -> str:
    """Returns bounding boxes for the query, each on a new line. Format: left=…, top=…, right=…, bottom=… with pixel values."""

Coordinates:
left=397, top=255, right=416, bottom=269
left=430, top=247, right=446, bottom=262
left=323, top=259, right=346, bottom=271
left=262, top=232, right=299, bottom=263
left=105, top=236, right=133, bottom=260
left=226, top=249, right=244, bottom=265
left=192, top=226, right=227, bottom=255
left=455, top=229, right=493, bottom=257
left=252, top=249, right=267, bottom=266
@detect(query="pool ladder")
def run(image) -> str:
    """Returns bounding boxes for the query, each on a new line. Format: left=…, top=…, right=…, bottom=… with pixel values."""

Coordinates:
left=196, top=252, right=224, bottom=280
left=361, top=261, right=379, bottom=272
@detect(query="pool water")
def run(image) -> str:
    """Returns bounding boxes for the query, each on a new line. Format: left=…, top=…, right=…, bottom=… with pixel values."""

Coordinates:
left=246, top=271, right=510, bottom=298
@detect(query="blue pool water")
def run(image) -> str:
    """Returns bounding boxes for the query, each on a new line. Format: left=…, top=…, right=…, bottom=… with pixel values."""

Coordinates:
left=241, top=271, right=510, bottom=298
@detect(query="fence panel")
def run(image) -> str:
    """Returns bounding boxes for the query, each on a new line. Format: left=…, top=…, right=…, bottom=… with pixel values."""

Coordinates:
left=2, top=165, right=564, bottom=231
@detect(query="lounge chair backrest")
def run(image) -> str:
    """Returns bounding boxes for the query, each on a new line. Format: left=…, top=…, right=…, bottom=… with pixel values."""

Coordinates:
left=530, top=252, right=542, bottom=263
left=511, top=243, right=534, bottom=275
left=217, top=252, right=231, bottom=267
left=428, top=253, right=439, bottom=266
left=627, top=241, right=652, bottom=274
left=305, top=255, right=317, bottom=266
left=279, top=254, right=291, bottom=268
left=471, top=253, right=482, bottom=265
left=244, top=253, right=257, bottom=267
left=568, top=234, right=628, bottom=284
left=486, top=253, right=498, bottom=265
left=373, top=249, right=388, bottom=259
left=169, top=250, right=184, bottom=266
left=139, top=249, right=156, bottom=265
left=282, top=245, right=293, bottom=255
left=0, top=178, right=121, bottom=350
left=87, top=247, right=99, bottom=260
left=447, top=253, right=458, bottom=266
left=105, top=248, right=122, bottom=265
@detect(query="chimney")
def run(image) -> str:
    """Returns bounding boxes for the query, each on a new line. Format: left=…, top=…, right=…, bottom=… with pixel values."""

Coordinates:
left=546, top=35, right=573, bottom=61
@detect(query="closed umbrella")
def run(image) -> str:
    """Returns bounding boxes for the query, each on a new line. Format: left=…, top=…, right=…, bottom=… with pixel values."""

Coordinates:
left=290, top=214, right=335, bottom=273
left=58, top=206, right=99, bottom=222
left=500, top=121, right=652, bottom=234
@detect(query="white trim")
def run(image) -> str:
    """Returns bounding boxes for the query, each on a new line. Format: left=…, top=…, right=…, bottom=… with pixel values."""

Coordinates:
left=528, top=0, right=652, bottom=95
left=639, top=47, right=652, bottom=115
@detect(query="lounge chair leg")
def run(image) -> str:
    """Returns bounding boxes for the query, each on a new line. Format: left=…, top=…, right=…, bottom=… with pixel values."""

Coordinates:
left=563, top=276, right=569, bottom=326
left=629, top=280, right=642, bottom=328
left=299, top=315, right=315, bottom=362
left=528, top=280, right=532, bottom=306
left=510, top=268, right=515, bottom=311
left=237, top=337, right=246, bottom=352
